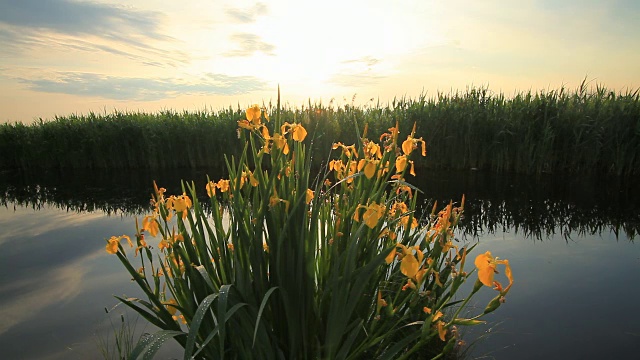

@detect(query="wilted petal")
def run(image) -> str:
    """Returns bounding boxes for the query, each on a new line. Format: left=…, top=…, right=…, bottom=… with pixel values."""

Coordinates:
left=249, top=172, right=259, bottom=187
left=433, top=310, right=444, bottom=322
left=504, top=259, right=513, bottom=285
left=377, top=291, right=387, bottom=310
left=122, top=235, right=133, bottom=247
left=437, top=321, right=447, bottom=341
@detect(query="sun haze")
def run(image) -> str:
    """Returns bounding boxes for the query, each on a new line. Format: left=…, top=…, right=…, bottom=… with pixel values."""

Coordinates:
left=1, top=0, right=638, bottom=123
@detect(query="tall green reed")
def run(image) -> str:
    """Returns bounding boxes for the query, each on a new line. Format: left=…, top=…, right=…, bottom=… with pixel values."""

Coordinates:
left=1, top=84, right=637, bottom=176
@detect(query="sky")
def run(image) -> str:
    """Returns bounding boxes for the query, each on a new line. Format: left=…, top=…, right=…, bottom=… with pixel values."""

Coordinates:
left=1, top=0, right=639, bottom=124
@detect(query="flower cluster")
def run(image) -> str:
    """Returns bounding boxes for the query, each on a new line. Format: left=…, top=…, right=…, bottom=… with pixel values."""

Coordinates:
left=105, top=100, right=513, bottom=358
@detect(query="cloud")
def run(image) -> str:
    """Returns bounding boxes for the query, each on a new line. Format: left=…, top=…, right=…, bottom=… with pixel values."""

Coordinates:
left=0, top=0, right=186, bottom=66
left=330, top=73, right=386, bottom=87
left=225, top=2, right=268, bottom=23
left=341, top=56, right=381, bottom=68
left=0, top=0, right=167, bottom=41
left=329, top=56, right=386, bottom=87
left=0, top=27, right=183, bottom=67
left=14, top=72, right=268, bottom=100
left=225, top=32, right=275, bottom=57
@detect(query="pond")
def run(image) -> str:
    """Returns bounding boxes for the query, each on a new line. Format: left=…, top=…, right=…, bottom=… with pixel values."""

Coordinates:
left=0, top=169, right=638, bottom=359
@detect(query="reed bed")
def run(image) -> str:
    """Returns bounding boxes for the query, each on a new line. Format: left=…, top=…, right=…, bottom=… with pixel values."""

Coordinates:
left=1, top=84, right=638, bottom=176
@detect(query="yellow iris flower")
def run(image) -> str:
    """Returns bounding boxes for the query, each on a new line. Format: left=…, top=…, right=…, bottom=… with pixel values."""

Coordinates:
left=142, top=216, right=160, bottom=237
left=385, top=246, right=397, bottom=264
left=364, top=142, right=382, bottom=159
left=305, top=189, right=314, bottom=204
left=105, top=235, right=132, bottom=254
left=400, top=252, right=419, bottom=278
left=164, top=298, right=178, bottom=316
left=281, top=122, right=308, bottom=142
left=246, top=104, right=261, bottom=125
left=401, top=135, right=427, bottom=156
left=291, top=124, right=307, bottom=142
left=217, top=179, right=230, bottom=193
left=332, top=142, right=357, bottom=158
left=206, top=181, right=216, bottom=197
left=474, top=251, right=513, bottom=293
left=357, top=158, right=378, bottom=179
left=354, top=202, right=385, bottom=229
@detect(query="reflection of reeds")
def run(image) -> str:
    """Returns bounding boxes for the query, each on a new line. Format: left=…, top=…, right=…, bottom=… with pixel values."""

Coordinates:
left=414, top=170, right=640, bottom=241
left=1, top=84, right=638, bottom=176
left=454, top=198, right=638, bottom=241
left=2, top=170, right=637, bottom=241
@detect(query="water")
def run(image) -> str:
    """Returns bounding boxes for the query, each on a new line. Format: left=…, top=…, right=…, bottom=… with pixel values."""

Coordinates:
left=0, top=169, right=638, bottom=359
left=464, top=229, right=639, bottom=359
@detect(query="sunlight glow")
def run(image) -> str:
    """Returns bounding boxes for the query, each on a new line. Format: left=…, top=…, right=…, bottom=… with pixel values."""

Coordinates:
left=0, top=0, right=638, bottom=122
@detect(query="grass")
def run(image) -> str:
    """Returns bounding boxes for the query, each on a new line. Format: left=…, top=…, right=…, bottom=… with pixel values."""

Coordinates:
left=1, top=83, right=639, bottom=176
left=95, top=308, right=143, bottom=360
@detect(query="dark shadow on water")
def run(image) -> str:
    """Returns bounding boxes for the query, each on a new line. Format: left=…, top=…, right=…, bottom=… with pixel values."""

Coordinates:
left=1, top=168, right=639, bottom=241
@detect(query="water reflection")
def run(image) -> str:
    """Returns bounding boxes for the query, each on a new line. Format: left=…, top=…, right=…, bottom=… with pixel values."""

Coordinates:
left=0, top=202, right=181, bottom=360
left=2, top=169, right=638, bottom=240
left=0, top=169, right=638, bottom=359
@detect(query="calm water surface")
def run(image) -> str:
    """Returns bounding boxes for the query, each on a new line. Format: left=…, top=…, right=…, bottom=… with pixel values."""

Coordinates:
left=0, top=169, right=638, bottom=359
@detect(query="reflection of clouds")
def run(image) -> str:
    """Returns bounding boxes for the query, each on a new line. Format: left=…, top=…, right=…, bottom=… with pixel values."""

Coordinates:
left=0, top=202, right=135, bottom=340
left=0, top=249, right=100, bottom=336
left=0, top=205, right=103, bottom=247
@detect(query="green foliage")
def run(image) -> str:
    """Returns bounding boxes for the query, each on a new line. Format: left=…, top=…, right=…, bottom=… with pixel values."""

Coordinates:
left=2, top=84, right=639, bottom=176
left=0, top=108, right=242, bottom=171
left=105, top=94, right=512, bottom=359
left=95, top=310, right=142, bottom=360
